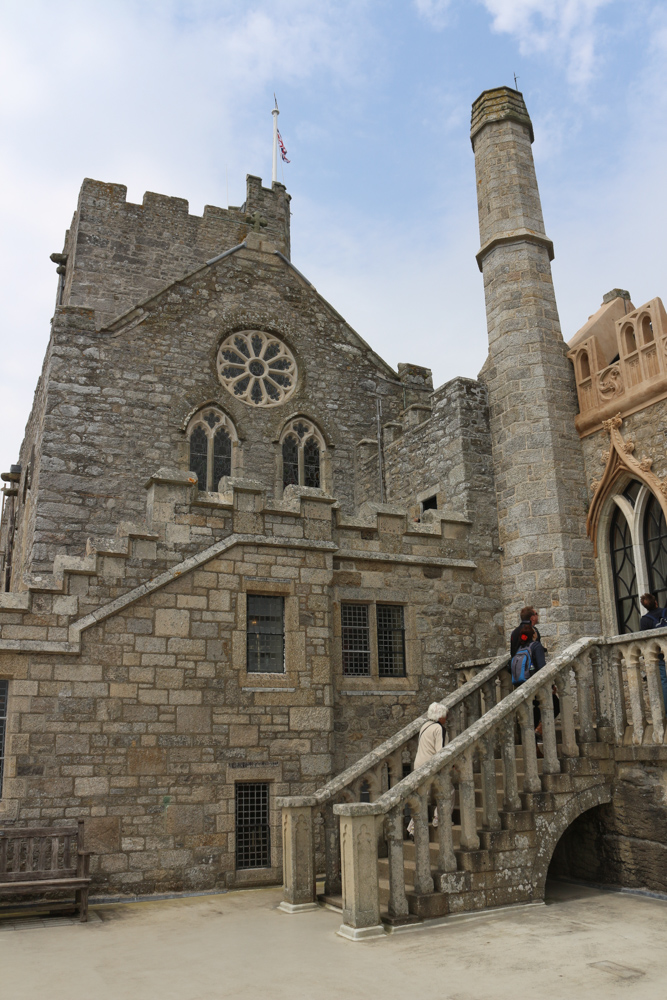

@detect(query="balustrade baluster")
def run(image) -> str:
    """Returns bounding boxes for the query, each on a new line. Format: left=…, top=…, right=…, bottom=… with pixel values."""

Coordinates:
left=386, top=807, right=409, bottom=919
left=518, top=703, right=541, bottom=793
left=480, top=734, right=501, bottom=829
left=590, top=644, right=611, bottom=729
left=499, top=669, right=513, bottom=702
left=607, top=648, right=628, bottom=743
left=482, top=679, right=497, bottom=718
left=555, top=669, right=578, bottom=757
left=457, top=753, right=480, bottom=851
left=537, top=685, right=560, bottom=774
left=642, top=643, right=666, bottom=745
left=323, top=803, right=341, bottom=897
left=409, top=791, right=434, bottom=895
left=574, top=654, right=596, bottom=744
left=621, top=646, right=646, bottom=745
left=464, top=692, right=480, bottom=728
left=434, top=772, right=457, bottom=872
left=500, top=717, right=521, bottom=811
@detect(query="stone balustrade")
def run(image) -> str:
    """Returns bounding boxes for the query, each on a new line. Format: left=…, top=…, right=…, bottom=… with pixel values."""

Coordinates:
left=276, top=653, right=512, bottom=911
left=279, top=629, right=667, bottom=937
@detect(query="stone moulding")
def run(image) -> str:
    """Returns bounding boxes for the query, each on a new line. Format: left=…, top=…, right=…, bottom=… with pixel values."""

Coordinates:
left=586, top=413, right=667, bottom=554
left=475, top=228, right=555, bottom=271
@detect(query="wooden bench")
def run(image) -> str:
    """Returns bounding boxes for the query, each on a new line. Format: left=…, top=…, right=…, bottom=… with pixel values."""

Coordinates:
left=0, top=819, right=91, bottom=921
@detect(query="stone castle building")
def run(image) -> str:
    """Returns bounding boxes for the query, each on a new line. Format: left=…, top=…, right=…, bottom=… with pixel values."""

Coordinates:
left=0, top=88, right=665, bottom=901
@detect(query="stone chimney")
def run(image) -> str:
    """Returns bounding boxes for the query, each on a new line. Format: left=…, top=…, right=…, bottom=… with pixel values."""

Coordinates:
left=471, top=87, right=601, bottom=648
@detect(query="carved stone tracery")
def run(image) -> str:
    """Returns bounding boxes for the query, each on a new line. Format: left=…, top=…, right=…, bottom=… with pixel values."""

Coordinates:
left=586, top=413, right=667, bottom=553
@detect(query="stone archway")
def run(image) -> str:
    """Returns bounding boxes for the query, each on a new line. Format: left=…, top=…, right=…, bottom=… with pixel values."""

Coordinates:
left=530, top=784, right=613, bottom=898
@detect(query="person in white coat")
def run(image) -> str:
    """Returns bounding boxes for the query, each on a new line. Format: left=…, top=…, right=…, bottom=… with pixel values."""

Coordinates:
left=407, top=702, right=448, bottom=835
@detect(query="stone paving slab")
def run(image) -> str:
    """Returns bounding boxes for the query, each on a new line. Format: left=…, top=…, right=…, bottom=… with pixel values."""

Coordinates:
left=0, top=882, right=666, bottom=999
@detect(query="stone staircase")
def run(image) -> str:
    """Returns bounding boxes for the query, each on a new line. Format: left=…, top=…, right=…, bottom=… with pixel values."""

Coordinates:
left=277, top=629, right=667, bottom=939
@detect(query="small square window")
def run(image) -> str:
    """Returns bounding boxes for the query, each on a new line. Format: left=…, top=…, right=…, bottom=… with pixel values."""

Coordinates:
left=247, top=595, right=284, bottom=673
left=341, top=604, right=370, bottom=676
left=421, top=494, right=438, bottom=513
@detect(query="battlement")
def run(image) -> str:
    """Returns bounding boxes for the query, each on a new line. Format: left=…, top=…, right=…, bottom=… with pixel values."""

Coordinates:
left=58, top=174, right=291, bottom=328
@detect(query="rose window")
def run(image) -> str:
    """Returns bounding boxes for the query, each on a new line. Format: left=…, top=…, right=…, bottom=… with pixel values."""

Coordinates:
left=217, top=331, right=297, bottom=407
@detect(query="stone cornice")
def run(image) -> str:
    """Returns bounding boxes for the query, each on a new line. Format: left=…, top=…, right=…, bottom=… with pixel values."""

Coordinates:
left=476, top=228, right=554, bottom=271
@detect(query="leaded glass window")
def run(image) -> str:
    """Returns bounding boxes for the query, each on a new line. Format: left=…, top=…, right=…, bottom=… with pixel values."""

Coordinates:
left=187, top=409, right=236, bottom=491
left=610, top=505, right=639, bottom=633
left=247, top=595, right=285, bottom=673
left=212, top=427, right=232, bottom=487
left=377, top=605, right=406, bottom=677
left=189, top=426, right=208, bottom=490
left=341, top=604, right=370, bottom=676
left=0, top=680, right=7, bottom=798
left=282, top=435, right=299, bottom=487
left=235, top=783, right=271, bottom=869
left=644, top=493, right=667, bottom=609
left=280, top=418, right=324, bottom=490
left=303, top=438, right=320, bottom=488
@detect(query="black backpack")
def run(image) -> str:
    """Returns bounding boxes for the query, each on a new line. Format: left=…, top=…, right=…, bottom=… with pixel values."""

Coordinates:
left=646, top=607, right=667, bottom=629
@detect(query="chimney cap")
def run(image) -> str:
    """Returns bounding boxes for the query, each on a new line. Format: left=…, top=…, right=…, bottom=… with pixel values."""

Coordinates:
left=602, top=288, right=631, bottom=305
left=470, top=86, right=534, bottom=146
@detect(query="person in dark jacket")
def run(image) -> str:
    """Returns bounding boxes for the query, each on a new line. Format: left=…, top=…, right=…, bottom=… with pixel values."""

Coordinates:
left=513, top=624, right=557, bottom=739
left=510, top=606, right=545, bottom=658
left=639, top=593, right=667, bottom=709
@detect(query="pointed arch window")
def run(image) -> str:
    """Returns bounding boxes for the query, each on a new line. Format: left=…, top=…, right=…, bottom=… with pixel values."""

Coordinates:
left=644, top=493, right=667, bottom=608
left=187, top=408, right=237, bottom=491
left=280, top=418, right=324, bottom=490
left=610, top=504, right=639, bottom=633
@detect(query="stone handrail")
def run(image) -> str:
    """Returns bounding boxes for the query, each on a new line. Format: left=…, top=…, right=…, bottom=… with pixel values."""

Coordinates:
left=277, top=653, right=512, bottom=911
left=279, top=627, right=667, bottom=934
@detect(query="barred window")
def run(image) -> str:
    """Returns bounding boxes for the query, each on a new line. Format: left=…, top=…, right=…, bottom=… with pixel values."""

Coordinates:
left=235, top=783, right=271, bottom=869
left=0, top=680, right=7, bottom=798
left=377, top=605, right=406, bottom=677
left=247, top=595, right=285, bottom=673
left=341, top=604, right=370, bottom=676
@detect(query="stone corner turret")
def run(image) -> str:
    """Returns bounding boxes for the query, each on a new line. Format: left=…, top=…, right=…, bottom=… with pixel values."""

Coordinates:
left=470, top=86, right=534, bottom=147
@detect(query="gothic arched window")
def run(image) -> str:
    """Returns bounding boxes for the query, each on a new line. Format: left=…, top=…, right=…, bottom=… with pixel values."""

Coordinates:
left=644, top=493, right=667, bottom=608
left=280, top=418, right=325, bottom=490
left=610, top=504, right=639, bottom=633
left=187, top=407, right=237, bottom=491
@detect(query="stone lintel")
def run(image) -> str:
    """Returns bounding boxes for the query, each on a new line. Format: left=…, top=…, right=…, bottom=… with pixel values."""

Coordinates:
left=476, top=228, right=554, bottom=271
left=470, top=86, right=534, bottom=146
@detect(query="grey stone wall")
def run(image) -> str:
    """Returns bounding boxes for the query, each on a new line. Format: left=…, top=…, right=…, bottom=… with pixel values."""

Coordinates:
left=472, top=88, right=601, bottom=650
left=11, top=240, right=407, bottom=583
left=60, top=175, right=291, bottom=329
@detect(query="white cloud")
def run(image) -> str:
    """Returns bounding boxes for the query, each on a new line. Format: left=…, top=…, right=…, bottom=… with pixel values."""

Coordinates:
left=413, top=0, right=454, bottom=29
left=480, top=0, right=613, bottom=85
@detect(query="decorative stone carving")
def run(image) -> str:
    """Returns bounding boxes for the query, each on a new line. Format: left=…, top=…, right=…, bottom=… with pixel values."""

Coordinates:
left=217, top=330, right=297, bottom=407
left=586, top=413, right=667, bottom=553
left=598, top=364, right=623, bottom=398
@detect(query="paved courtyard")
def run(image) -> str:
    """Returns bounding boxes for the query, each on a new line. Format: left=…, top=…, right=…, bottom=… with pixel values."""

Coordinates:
left=1, top=882, right=665, bottom=999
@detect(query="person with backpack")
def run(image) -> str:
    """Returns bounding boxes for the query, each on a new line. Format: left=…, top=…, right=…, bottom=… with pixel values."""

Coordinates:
left=510, top=606, right=546, bottom=658
left=509, top=624, right=557, bottom=746
left=407, top=702, right=448, bottom=836
left=639, top=593, right=667, bottom=710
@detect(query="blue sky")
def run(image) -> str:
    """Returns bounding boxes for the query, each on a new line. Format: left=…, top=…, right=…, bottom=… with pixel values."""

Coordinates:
left=1, top=1, right=665, bottom=473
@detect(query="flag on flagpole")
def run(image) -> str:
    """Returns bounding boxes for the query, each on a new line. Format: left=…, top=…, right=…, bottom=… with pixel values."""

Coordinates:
left=277, top=130, right=290, bottom=163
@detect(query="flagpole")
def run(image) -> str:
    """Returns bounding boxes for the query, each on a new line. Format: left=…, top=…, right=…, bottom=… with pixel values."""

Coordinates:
left=272, top=104, right=279, bottom=185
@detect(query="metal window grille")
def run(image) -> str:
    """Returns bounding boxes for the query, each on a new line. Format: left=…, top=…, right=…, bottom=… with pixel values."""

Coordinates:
left=247, top=595, right=285, bottom=673
left=341, top=604, right=370, bottom=675
left=0, top=680, right=7, bottom=799
left=377, top=604, right=406, bottom=677
left=235, top=783, right=271, bottom=869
